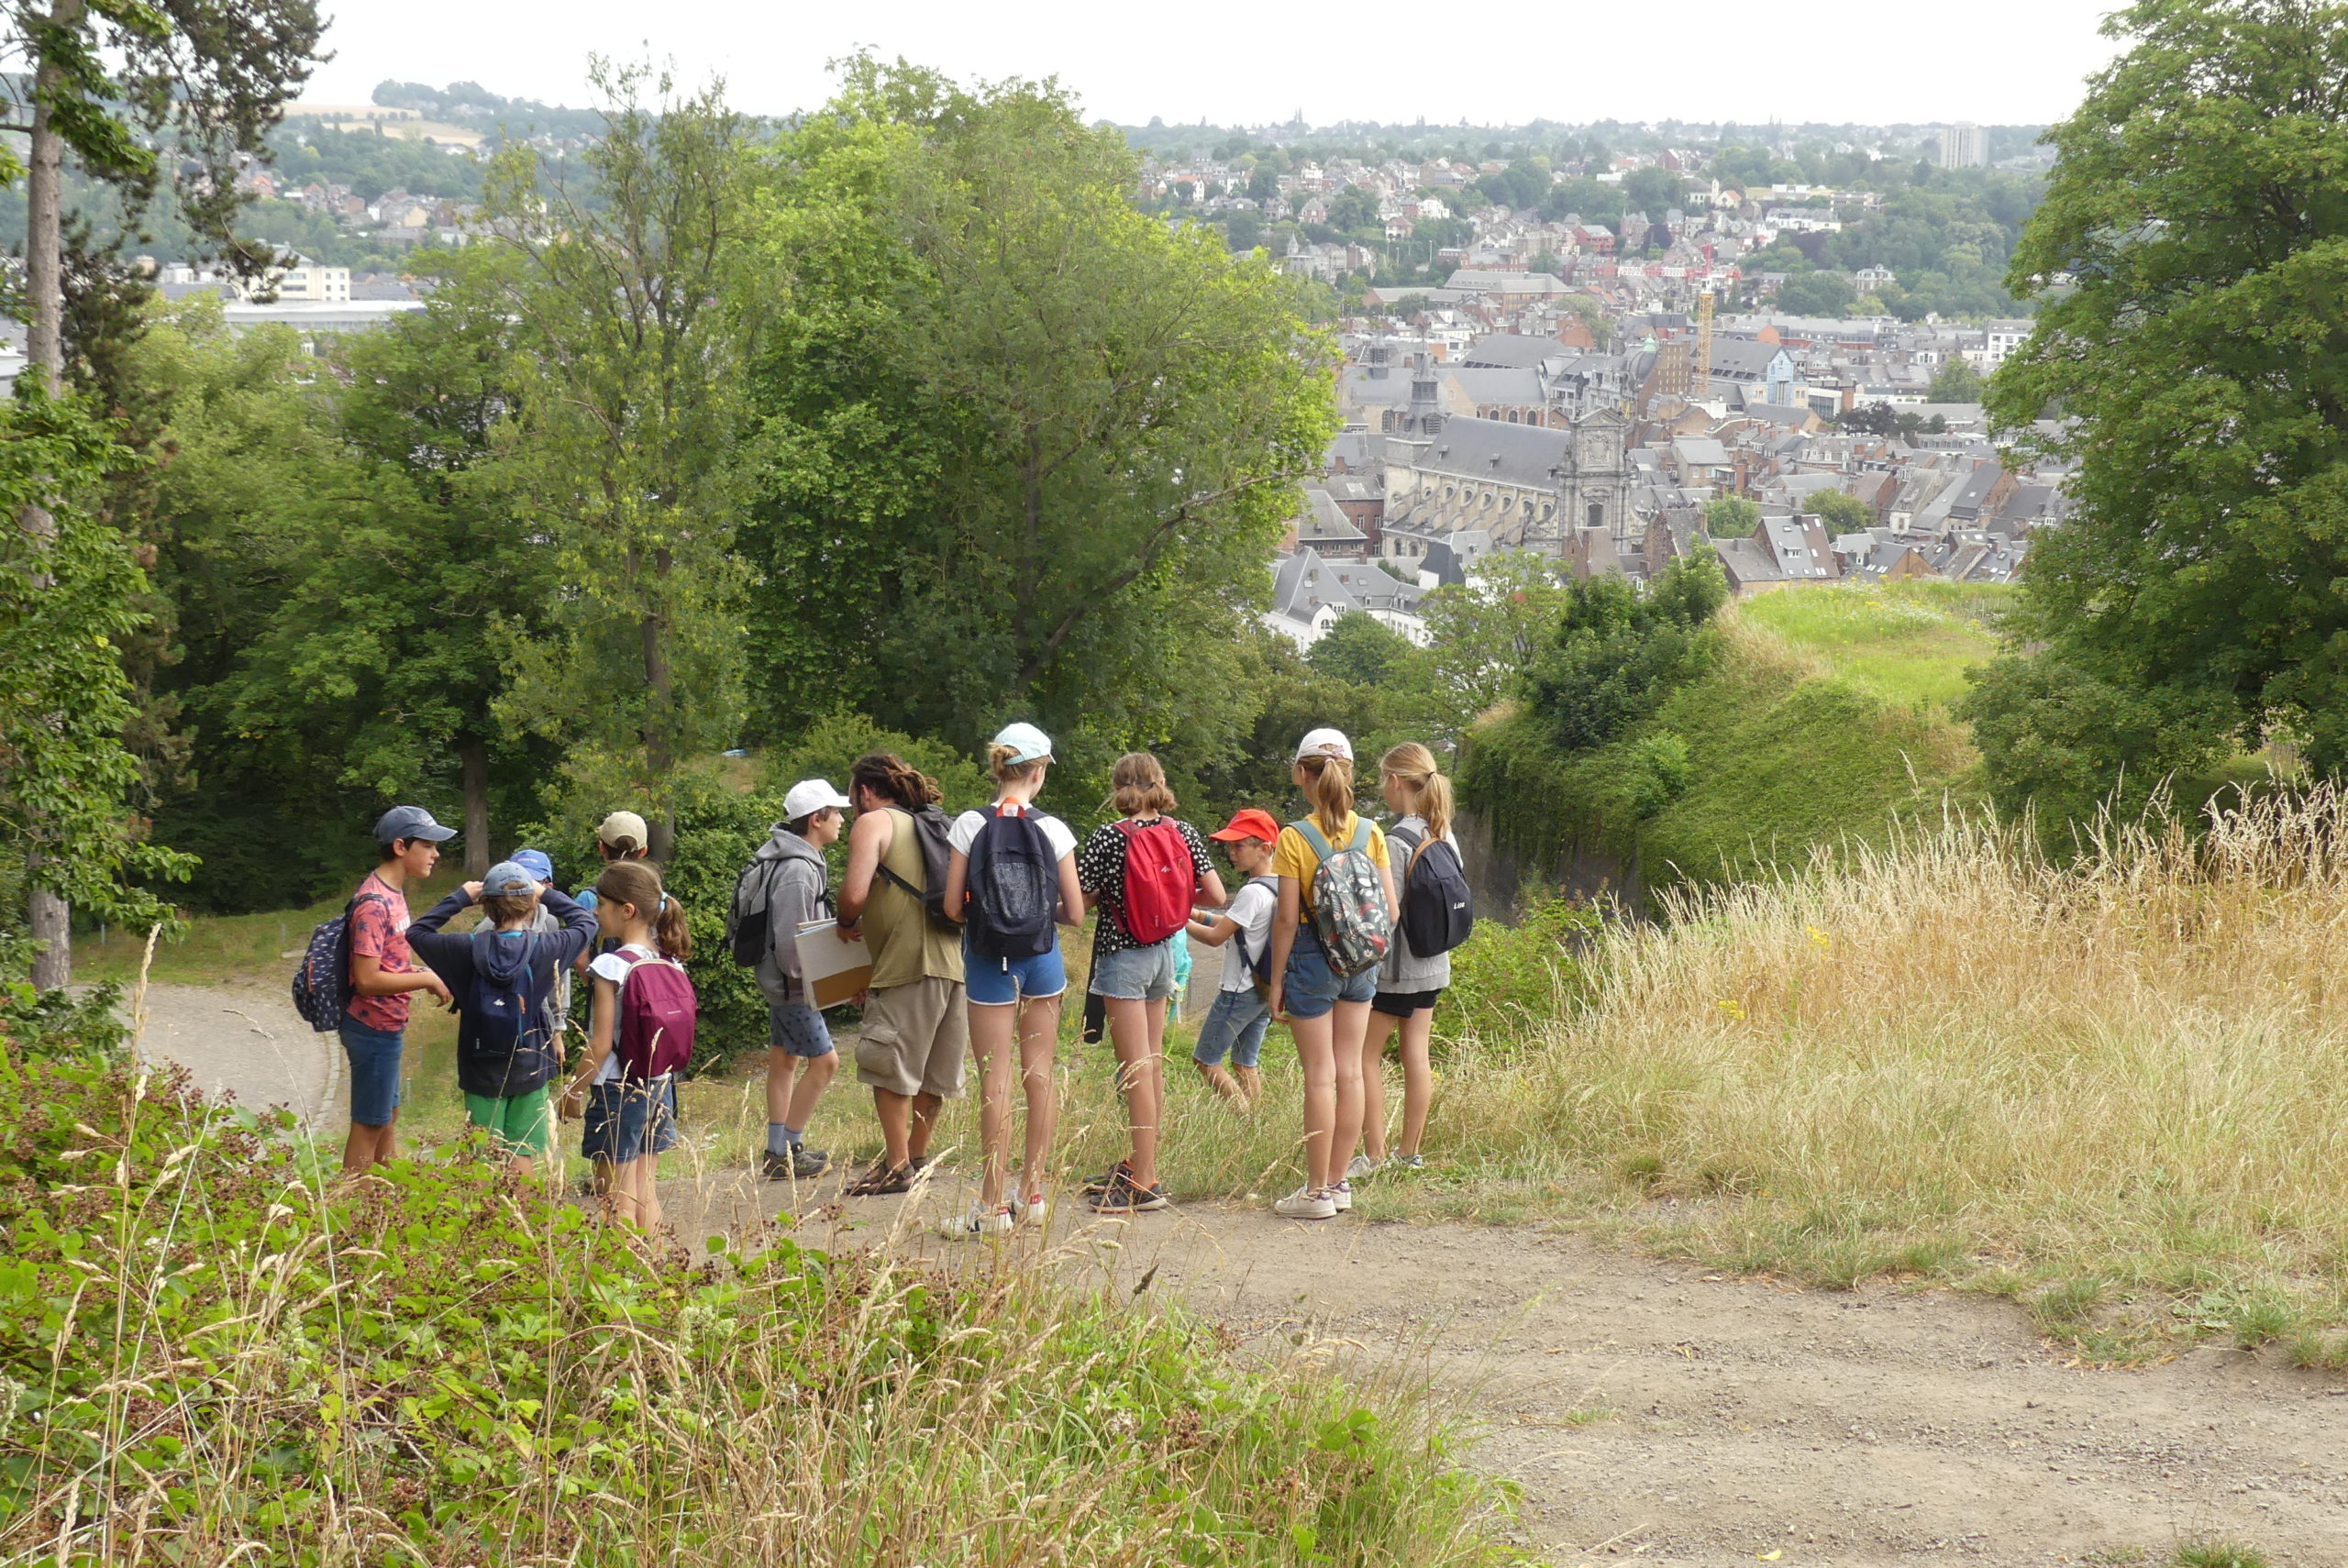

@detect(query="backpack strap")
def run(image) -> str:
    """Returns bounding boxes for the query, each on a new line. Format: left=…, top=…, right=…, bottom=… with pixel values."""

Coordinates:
left=873, top=807, right=931, bottom=900
left=1293, top=817, right=1336, bottom=864
left=1388, top=820, right=1425, bottom=871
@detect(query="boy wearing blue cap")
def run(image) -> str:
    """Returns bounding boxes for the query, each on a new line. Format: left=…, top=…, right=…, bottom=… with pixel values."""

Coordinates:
left=406, top=859, right=599, bottom=1178
left=340, top=806, right=459, bottom=1176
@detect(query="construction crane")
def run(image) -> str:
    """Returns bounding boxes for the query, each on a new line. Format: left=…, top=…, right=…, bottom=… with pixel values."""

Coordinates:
left=1694, top=285, right=1715, bottom=404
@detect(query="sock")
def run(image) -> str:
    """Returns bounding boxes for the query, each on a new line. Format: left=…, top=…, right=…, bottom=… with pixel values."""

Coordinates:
left=782, top=1122, right=804, bottom=1145
left=767, top=1122, right=795, bottom=1156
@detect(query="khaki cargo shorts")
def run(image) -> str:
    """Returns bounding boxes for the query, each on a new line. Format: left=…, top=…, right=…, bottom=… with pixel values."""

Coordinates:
left=853, top=976, right=969, bottom=1099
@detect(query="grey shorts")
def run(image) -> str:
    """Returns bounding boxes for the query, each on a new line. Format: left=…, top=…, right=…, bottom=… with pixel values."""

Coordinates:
left=853, top=976, right=969, bottom=1099
left=1089, top=940, right=1179, bottom=1002
left=768, top=1000, right=836, bottom=1058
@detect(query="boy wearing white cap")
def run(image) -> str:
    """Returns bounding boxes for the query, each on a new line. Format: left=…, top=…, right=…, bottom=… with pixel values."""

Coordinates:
left=743, top=779, right=852, bottom=1179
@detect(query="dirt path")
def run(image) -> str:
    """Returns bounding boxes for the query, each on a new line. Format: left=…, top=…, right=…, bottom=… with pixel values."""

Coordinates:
left=127, top=986, right=2348, bottom=1564
left=129, top=982, right=338, bottom=1131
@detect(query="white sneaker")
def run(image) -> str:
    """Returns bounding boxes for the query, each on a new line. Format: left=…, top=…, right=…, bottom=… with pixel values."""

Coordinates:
left=1346, top=1154, right=1379, bottom=1181
left=1273, top=1186, right=1338, bottom=1220
left=1017, top=1191, right=1050, bottom=1227
left=1330, top=1179, right=1353, bottom=1212
left=941, top=1202, right=1014, bottom=1238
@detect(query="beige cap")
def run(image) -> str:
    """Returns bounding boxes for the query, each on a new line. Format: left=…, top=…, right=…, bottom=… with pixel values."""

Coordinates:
left=596, top=810, right=650, bottom=850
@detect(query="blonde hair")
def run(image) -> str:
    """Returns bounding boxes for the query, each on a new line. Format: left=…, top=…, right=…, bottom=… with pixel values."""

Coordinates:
left=987, top=744, right=1047, bottom=785
left=1296, top=753, right=1356, bottom=824
left=1110, top=752, right=1177, bottom=817
left=594, top=859, right=691, bottom=961
left=1380, top=742, right=1454, bottom=862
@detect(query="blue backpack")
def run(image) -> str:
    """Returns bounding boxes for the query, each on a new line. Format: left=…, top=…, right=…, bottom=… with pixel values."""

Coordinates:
left=964, top=805, right=1059, bottom=960
left=464, top=930, right=539, bottom=1055
left=291, top=890, right=385, bottom=1032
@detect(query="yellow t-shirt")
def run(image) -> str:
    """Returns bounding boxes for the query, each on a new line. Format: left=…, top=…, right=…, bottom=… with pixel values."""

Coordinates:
left=1273, top=812, right=1390, bottom=911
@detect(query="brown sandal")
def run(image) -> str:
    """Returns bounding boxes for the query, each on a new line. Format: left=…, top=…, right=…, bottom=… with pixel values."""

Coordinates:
left=843, top=1160, right=914, bottom=1197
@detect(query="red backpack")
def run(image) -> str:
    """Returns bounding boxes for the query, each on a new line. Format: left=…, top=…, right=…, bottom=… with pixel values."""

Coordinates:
left=615, top=948, right=697, bottom=1079
left=1114, top=817, right=1194, bottom=945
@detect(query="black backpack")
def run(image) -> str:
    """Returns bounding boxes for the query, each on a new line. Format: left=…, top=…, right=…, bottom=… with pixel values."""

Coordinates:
left=726, top=856, right=782, bottom=966
left=1391, top=823, right=1474, bottom=958
left=873, top=804, right=958, bottom=932
left=964, top=805, right=1058, bottom=960
left=1237, top=874, right=1280, bottom=995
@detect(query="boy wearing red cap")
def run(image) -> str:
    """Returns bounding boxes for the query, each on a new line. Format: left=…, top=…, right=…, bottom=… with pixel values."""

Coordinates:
left=1181, top=808, right=1281, bottom=1109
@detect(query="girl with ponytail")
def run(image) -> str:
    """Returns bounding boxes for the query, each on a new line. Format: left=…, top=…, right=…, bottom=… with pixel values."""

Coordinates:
left=560, top=858, right=692, bottom=1230
left=1264, top=728, right=1397, bottom=1221
left=1353, top=743, right=1460, bottom=1175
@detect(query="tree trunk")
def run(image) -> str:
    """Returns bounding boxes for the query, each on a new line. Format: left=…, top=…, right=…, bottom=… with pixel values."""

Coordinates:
left=640, top=561, right=674, bottom=862
left=22, top=4, right=77, bottom=991
left=459, top=735, right=492, bottom=877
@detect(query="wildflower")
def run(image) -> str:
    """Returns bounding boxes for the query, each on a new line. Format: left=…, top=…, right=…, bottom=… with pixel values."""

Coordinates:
left=1716, top=999, right=1746, bottom=1021
left=1804, top=925, right=1831, bottom=950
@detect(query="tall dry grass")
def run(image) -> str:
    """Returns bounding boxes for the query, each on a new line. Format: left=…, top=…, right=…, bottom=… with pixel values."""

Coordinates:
left=1399, top=786, right=2348, bottom=1359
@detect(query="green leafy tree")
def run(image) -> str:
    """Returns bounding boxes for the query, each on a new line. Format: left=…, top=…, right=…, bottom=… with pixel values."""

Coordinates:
left=1810, top=489, right=1875, bottom=534
left=1926, top=356, right=1985, bottom=402
left=1417, top=550, right=1568, bottom=742
left=468, top=66, right=763, bottom=861
left=1988, top=0, right=2348, bottom=778
left=1528, top=555, right=1727, bottom=751
left=743, top=63, right=1336, bottom=765
left=1704, top=495, right=1761, bottom=538
left=1776, top=271, right=1857, bottom=317
left=1309, top=611, right=1413, bottom=689
left=1621, top=166, right=1683, bottom=217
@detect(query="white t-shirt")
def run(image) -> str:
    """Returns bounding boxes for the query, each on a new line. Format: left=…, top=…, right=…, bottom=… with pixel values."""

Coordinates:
left=947, top=801, right=1078, bottom=862
left=587, top=942, right=659, bottom=1084
left=1216, top=878, right=1278, bottom=992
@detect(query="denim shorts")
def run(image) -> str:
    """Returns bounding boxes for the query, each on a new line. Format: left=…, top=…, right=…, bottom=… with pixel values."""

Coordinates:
left=582, top=1076, right=679, bottom=1164
left=768, top=1000, right=836, bottom=1058
left=964, top=940, right=1067, bottom=1007
left=1089, top=940, right=1179, bottom=1002
left=1192, top=987, right=1271, bottom=1067
left=338, top=1017, right=404, bottom=1126
left=1281, top=928, right=1377, bottom=1020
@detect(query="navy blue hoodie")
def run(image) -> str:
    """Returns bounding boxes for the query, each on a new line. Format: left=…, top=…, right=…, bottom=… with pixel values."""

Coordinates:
left=408, top=888, right=597, bottom=1098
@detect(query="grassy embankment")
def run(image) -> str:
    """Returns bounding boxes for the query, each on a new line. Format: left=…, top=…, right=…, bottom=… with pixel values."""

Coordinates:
left=0, top=1039, right=1518, bottom=1565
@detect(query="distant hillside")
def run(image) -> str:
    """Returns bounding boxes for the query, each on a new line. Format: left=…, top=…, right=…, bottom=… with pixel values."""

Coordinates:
left=1461, top=585, right=2000, bottom=900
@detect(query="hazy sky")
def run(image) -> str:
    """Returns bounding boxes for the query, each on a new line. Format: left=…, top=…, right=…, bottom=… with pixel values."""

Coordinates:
left=305, top=0, right=2125, bottom=129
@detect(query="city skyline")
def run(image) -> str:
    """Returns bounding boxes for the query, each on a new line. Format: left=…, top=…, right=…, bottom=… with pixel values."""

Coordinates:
left=303, top=0, right=2123, bottom=131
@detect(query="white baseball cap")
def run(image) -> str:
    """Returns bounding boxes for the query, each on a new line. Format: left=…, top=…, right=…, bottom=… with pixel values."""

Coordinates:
left=596, top=810, right=650, bottom=849
left=1294, top=727, right=1354, bottom=762
left=781, top=778, right=852, bottom=822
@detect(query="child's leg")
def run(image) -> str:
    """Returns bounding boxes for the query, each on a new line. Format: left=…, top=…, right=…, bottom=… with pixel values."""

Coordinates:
left=788, top=1050, right=836, bottom=1129
left=1398, top=1006, right=1438, bottom=1156
left=1016, top=997, right=1060, bottom=1200
left=1358, top=1010, right=1401, bottom=1163
left=1290, top=1010, right=1336, bottom=1191
left=1104, top=997, right=1162, bottom=1189
left=968, top=1001, right=1016, bottom=1209
left=765, top=1046, right=799, bottom=1134
left=589, top=1156, right=619, bottom=1201
left=1191, top=991, right=1248, bottom=1106
left=1327, top=999, right=1373, bottom=1188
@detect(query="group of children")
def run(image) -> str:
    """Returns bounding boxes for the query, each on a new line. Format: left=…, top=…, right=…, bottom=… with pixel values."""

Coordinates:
left=327, top=722, right=1464, bottom=1231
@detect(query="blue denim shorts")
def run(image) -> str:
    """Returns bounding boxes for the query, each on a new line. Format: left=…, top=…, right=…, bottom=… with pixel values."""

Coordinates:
left=1089, top=940, right=1179, bottom=1001
left=338, top=1017, right=404, bottom=1126
left=767, top=1000, right=836, bottom=1058
left=582, top=1076, right=679, bottom=1164
left=1192, top=987, right=1271, bottom=1067
left=964, top=939, right=1067, bottom=1007
left=1281, top=928, right=1377, bottom=1020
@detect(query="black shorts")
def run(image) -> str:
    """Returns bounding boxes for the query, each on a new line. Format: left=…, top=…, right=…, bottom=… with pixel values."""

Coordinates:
left=1371, top=988, right=1444, bottom=1018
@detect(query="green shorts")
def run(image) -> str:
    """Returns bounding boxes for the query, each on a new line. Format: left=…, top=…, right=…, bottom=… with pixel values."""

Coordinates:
left=463, top=1084, right=554, bottom=1159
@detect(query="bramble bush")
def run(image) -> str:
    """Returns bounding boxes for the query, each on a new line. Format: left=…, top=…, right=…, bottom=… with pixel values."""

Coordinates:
left=0, top=1038, right=1516, bottom=1566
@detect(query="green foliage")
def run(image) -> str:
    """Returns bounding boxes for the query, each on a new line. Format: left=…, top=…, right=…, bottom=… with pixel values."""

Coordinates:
left=1308, top=611, right=1414, bottom=689
left=0, top=974, right=126, bottom=1063
left=1742, top=580, right=2010, bottom=709
left=1991, top=0, right=2348, bottom=777
left=1526, top=556, right=1728, bottom=750
left=1775, top=271, right=1856, bottom=317
left=1703, top=495, right=1760, bottom=538
left=1437, top=899, right=1600, bottom=1050
left=0, top=1051, right=1514, bottom=1564
left=1808, top=489, right=1875, bottom=535
left=1414, top=551, right=1570, bottom=745
left=742, top=62, right=1338, bottom=764
left=0, top=390, right=194, bottom=933
left=1926, top=357, right=1985, bottom=402
left=1956, top=653, right=2233, bottom=844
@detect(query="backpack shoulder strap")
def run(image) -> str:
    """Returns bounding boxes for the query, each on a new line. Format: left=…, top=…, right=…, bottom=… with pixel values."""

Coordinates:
left=1293, top=817, right=1335, bottom=863
left=1347, top=817, right=1372, bottom=854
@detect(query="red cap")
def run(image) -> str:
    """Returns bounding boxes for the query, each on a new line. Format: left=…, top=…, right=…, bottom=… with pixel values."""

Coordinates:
left=1208, top=808, right=1279, bottom=844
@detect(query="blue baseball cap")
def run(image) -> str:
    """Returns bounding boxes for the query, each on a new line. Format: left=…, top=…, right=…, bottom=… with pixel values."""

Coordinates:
left=991, top=721, right=1054, bottom=766
left=481, top=860, right=538, bottom=898
left=374, top=805, right=456, bottom=844
left=510, top=848, right=555, bottom=885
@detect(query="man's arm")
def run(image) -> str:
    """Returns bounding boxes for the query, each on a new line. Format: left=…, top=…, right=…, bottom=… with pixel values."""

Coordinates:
left=836, top=810, right=891, bottom=931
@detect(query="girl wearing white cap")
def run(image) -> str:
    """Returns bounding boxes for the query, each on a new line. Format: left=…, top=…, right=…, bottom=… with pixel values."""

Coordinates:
left=1265, top=728, right=1397, bottom=1220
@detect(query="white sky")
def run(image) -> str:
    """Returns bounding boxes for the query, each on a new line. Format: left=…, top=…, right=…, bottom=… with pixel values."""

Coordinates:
left=305, top=0, right=2123, bottom=130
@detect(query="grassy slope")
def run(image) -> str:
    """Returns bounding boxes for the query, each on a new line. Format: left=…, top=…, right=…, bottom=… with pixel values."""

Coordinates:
left=1736, top=580, right=2010, bottom=710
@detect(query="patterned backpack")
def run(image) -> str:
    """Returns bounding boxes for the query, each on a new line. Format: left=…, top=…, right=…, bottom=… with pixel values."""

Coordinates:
left=1294, top=817, right=1392, bottom=977
left=290, top=890, right=384, bottom=1032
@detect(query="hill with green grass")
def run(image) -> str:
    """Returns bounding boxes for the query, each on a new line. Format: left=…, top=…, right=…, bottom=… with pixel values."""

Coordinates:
left=1462, top=583, right=2004, bottom=896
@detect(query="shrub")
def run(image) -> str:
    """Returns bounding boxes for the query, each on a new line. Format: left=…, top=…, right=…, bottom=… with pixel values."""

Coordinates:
left=0, top=1049, right=1516, bottom=1565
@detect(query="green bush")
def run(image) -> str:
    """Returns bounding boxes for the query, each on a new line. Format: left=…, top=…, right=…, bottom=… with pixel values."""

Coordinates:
left=1437, top=898, right=1600, bottom=1052
left=0, top=1048, right=1517, bottom=1566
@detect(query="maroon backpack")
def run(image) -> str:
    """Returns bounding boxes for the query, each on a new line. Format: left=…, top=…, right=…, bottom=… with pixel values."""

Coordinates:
left=1114, top=817, right=1194, bottom=945
left=615, top=947, right=697, bottom=1079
